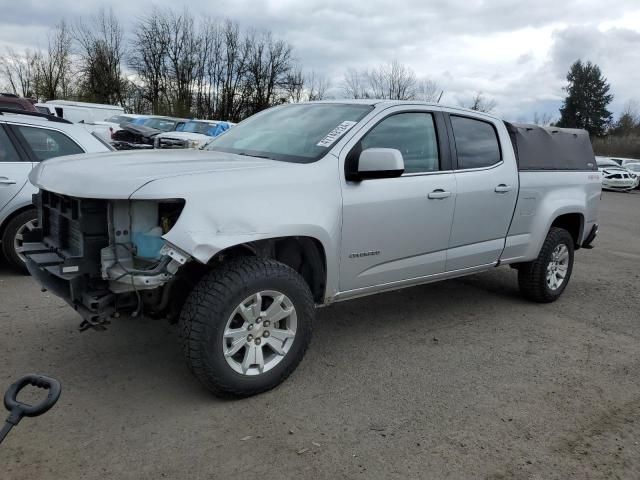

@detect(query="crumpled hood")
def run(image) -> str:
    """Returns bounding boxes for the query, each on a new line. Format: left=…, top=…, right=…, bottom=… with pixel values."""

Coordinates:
left=29, top=149, right=280, bottom=199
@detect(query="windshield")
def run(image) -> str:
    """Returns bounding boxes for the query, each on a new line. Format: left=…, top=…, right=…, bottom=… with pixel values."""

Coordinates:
left=144, top=118, right=178, bottom=132
left=597, top=159, right=620, bottom=167
left=625, top=163, right=640, bottom=172
left=107, top=115, right=134, bottom=124
left=205, top=103, right=373, bottom=163
left=181, top=121, right=218, bottom=135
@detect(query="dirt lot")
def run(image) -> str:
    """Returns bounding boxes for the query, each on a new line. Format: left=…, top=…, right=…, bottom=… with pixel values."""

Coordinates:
left=1, top=191, right=639, bottom=480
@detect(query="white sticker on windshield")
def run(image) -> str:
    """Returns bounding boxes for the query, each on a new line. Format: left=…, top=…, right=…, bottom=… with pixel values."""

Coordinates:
left=316, top=121, right=357, bottom=148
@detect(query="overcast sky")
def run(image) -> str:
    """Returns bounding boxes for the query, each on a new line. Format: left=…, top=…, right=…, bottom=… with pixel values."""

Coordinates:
left=1, top=0, right=639, bottom=121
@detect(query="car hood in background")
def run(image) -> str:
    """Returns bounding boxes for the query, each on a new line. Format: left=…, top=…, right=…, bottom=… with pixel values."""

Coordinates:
left=29, top=149, right=282, bottom=199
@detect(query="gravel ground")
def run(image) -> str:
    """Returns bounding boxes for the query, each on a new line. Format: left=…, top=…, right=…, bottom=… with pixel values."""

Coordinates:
left=1, top=191, right=639, bottom=480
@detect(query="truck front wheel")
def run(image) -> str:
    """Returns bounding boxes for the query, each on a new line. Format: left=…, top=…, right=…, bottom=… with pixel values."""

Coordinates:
left=517, top=227, right=575, bottom=303
left=179, top=257, right=314, bottom=397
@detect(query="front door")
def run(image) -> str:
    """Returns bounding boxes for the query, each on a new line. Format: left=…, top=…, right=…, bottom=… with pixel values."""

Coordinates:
left=339, top=108, right=456, bottom=292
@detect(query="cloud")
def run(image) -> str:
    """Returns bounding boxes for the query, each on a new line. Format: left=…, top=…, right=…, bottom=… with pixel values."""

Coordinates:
left=0, top=0, right=639, bottom=121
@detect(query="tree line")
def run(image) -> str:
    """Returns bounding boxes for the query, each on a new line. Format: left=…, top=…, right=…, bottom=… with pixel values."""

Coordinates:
left=0, top=8, right=334, bottom=122
left=0, top=7, right=444, bottom=122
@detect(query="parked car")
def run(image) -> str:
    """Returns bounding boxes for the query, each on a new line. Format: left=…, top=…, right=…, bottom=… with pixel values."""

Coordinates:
left=0, top=108, right=112, bottom=272
left=39, top=100, right=124, bottom=123
left=609, top=157, right=640, bottom=168
left=624, top=162, right=640, bottom=189
left=24, top=101, right=600, bottom=397
left=1, top=93, right=38, bottom=112
left=596, top=157, right=638, bottom=191
left=140, top=116, right=187, bottom=132
left=154, top=120, right=232, bottom=149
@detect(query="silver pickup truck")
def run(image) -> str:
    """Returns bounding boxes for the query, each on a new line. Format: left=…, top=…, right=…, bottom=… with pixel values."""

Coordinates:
left=24, top=101, right=601, bottom=397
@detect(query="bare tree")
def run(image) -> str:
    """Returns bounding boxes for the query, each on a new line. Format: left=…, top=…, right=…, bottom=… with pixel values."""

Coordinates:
left=306, top=70, right=330, bottom=101
left=282, top=66, right=305, bottom=103
left=1, top=48, right=38, bottom=97
left=343, top=61, right=428, bottom=101
left=367, top=60, right=417, bottom=100
left=532, top=111, right=554, bottom=126
left=243, top=31, right=293, bottom=115
left=130, top=11, right=171, bottom=114
left=465, top=92, right=497, bottom=113
left=33, top=21, right=73, bottom=101
left=342, top=68, right=370, bottom=99
left=417, top=78, right=441, bottom=102
left=74, top=8, right=126, bottom=105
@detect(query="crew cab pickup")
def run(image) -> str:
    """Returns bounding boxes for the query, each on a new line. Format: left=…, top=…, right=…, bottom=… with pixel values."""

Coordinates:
left=24, top=101, right=601, bottom=397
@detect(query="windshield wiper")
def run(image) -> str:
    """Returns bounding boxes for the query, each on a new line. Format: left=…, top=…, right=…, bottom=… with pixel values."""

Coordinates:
left=236, top=152, right=275, bottom=160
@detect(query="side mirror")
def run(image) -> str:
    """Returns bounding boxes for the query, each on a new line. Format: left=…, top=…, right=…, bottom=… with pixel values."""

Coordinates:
left=355, top=148, right=405, bottom=180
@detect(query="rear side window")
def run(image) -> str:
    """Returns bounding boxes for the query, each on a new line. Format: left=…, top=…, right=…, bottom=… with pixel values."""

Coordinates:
left=451, top=116, right=501, bottom=169
left=360, top=112, right=439, bottom=173
left=14, top=125, right=84, bottom=161
left=0, top=127, right=22, bottom=162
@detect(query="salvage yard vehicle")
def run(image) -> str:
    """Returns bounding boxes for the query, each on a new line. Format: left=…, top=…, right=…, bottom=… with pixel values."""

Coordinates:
left=596, top=157, right=638, bottom=191
left=0, top=108, right=112, bottom=272
left=1, top=93, right=38, bottom=112
left=24, top=101, right=600, bottom=397
left=154, top=120, right=232, bottom=149
left=624, top=162, right=640, bottom=189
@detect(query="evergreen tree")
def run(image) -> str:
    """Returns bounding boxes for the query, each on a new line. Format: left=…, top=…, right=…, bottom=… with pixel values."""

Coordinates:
left=557, top=60, right=613, bottom=137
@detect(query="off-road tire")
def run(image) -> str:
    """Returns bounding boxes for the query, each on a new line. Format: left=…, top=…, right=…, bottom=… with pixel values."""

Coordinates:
left=1, top=209, right=37, bottom=274
left=518, top=227, right=574, bottom=303
left=179, top=256, right=314, bottom=397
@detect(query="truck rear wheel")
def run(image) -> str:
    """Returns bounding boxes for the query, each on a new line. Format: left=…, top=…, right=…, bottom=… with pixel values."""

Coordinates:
left=517, top=227, right=575, bottom=303
left=179, top=256, right=314, bottom=397
left=1, top=209, right=37, bottom=274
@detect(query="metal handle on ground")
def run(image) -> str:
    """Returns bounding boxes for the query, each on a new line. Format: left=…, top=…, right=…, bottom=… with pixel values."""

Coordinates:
left=0, top=374, right=61, bottom=445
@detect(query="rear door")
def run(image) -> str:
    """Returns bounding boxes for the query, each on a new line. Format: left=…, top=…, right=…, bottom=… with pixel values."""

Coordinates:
left=9, top=124, right=85, bottom=162
left=445, top=113, right=518, bottom=271
left=0, top=124, right=32, bottom=213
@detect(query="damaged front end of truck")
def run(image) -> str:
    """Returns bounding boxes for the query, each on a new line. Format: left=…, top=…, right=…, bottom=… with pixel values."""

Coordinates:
left=22, top=191, right=191, bottom=331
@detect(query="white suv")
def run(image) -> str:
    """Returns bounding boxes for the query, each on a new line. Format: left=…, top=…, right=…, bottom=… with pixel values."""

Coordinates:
left=0, top=109, right=112, bottom=272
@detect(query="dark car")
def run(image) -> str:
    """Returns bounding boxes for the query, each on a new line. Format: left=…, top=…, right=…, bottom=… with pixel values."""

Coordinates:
left=0, top=93, right=38, bottom=112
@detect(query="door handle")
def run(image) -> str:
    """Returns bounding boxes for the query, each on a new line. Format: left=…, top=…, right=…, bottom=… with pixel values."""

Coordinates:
left=0, top=177, right=17, bottom=185
left=494, top=184, right=513, bottom=193
left=428, top=189, right=451, bottom=200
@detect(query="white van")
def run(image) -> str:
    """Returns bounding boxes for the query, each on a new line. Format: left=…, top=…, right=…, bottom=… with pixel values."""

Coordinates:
left=36, top=100, right=124, bottom=123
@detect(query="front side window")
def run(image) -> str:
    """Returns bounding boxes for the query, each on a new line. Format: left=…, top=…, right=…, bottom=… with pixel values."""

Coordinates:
left=451, top=116, right=501, bottom=169
left=360, top=112, right=439, bottom=174
left=205, top=103, right=373, bottom=163
left=15, top=125, right=84, bottom=161
left=0, top=127, right=21, bottom=162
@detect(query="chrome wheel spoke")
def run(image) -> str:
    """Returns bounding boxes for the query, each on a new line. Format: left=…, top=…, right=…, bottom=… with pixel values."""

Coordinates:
left=224, top=327, right=248, bottom=341
left=250, top=292, right=262, bottom=319
left=269, top=328, right=295, bottom=343
left=238, top=304, right=255, bottom=323
left=264, top=295, right=293, bottom=323
left=265, top=338, right=285, bottom=356
left=241, top=344, right=265, bottom=374
left=224, top=337, right=247, bottom=357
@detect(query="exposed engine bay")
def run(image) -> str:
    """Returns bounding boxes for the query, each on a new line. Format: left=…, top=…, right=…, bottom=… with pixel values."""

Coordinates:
left=23, top=191, right=190, bottom=331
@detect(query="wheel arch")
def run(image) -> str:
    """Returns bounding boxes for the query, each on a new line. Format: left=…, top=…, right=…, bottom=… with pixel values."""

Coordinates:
left=0, top=204, right=36, bottom=243
left=206, top=236, right=328, bottom=304
left=550, top=212, right=585, bottom=249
